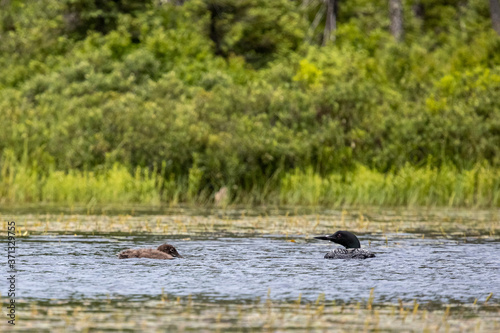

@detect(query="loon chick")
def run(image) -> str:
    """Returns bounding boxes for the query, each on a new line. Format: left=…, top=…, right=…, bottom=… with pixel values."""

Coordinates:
left=118, top=244, right=183, bottom=260
left=314, top=231, right=375, bottom=259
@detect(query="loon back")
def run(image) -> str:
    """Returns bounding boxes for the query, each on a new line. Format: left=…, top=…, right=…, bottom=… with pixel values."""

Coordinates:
left=324, top=248, right=375, bottom=259
left=118, top=243, right=183, bottom=260
left=118, top=248, right=176, bottom=259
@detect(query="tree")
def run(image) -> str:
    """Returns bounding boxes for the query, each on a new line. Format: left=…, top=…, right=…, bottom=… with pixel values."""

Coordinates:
left=322, top=0, right=337, bottom=45
left=203, top=0, right=305, bottom=66
left=389, top=0, right=404, bottom=41
left=0, top=0, right=13, bottom=33
left=412, top=0, right=424, bottom=21
left=63, top=0, right=153, bottom=38
left=491, top=0, right=500, bottom=35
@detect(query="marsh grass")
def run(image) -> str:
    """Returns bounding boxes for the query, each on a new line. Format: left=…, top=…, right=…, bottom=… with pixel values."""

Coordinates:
left=2, top=295, right=499, bottom=332
left=280, top=164, right=500, bottom=207
left=2, top=156, right=500, bottom=207
left=0, top=158, right=163, bottom=205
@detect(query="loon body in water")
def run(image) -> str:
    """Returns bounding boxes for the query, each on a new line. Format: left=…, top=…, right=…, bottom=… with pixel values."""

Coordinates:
left=315, top=231, right=375, bottom=259
left=118, top=244, right=183, bottom=260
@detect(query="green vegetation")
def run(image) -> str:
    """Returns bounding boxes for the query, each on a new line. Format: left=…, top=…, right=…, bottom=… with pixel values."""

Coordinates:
left=1, top=0, right=499, bottom=206
left=281, top=164, right=500, bottom=207
left=3, top=158, right=500, bottom=206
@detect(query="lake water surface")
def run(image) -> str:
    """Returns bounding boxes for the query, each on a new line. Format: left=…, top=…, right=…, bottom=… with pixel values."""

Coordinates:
left=10, top=227, right=500, bottom=304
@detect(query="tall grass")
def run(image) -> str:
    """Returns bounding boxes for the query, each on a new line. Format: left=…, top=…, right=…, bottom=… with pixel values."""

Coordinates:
left=0, top=155, right=163, bottom=205
left=280, top=164, right=500, bottom=207
left=1, top=154, right=500, bottom=207
left=40, top=164, right=162, bottom=205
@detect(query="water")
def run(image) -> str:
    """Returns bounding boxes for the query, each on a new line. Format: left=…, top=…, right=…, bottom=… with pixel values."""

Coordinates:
left=10, top=232, right=500, bottom=304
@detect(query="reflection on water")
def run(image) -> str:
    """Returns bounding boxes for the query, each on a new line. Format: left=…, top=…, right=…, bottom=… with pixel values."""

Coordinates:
left=9, top=232, right=500, bottom=304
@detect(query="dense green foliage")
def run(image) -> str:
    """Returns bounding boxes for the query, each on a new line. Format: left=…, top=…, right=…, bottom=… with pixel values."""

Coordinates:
left=1, top=0, right=499, bottom=206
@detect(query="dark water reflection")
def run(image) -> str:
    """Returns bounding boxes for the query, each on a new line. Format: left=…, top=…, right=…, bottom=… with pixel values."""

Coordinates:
left=9, top=232, right=500, bottom=304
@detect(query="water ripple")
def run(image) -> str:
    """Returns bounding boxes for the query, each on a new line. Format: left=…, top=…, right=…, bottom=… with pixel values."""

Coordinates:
left=6, top=234, right=500, bottom=304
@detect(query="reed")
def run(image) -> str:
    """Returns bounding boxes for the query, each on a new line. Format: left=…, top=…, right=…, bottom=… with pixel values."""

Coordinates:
left=0, top=157, right=163, bottom=205
left=279, top=164, right=500, bottom=207
left=1, top=154, right=500, bottom=207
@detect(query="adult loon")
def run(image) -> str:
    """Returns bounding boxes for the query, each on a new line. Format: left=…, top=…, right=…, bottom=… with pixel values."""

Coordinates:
left=314, top=231, right=375, bottom=259
left=118, top=244, right=183, bottom=260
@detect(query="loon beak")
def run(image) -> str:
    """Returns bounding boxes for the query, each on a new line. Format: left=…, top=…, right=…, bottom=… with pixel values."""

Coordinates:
left=314, top=235, right=333, bottom=241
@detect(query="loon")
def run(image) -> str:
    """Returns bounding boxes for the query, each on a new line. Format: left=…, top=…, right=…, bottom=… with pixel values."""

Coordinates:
left=314, top=231, right=375, bottom=259
left=118, top=244, right=183, bottom=260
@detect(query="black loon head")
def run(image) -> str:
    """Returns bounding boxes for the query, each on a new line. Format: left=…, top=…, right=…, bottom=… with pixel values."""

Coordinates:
left=314, top=230, right=361, bottom=249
